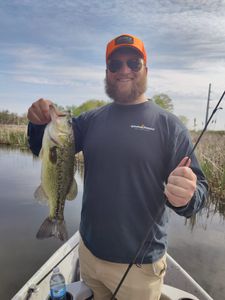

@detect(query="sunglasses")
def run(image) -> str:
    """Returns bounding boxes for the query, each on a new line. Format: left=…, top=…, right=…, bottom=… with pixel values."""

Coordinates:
left=107, top=58, right=143, bottom=73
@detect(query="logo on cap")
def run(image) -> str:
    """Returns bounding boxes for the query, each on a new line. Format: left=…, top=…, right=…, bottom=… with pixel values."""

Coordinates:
left=115, top=35, right=134, bottom=45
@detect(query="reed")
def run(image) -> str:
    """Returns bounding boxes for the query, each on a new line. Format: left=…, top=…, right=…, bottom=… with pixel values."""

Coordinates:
left=0, top=125, right=28, bottom=148
left=191, top=130, right=225, bottom=219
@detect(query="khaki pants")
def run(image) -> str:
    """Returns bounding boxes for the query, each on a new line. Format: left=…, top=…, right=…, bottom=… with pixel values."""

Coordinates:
left=78, top=238, right=167, bottom=300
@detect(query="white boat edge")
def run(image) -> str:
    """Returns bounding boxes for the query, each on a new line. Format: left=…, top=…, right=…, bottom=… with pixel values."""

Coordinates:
left=12, top=231, right=213, bottom=300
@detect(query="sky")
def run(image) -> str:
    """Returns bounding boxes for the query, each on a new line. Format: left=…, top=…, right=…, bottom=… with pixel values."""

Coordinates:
left=1, top=0, right=225, bottom=130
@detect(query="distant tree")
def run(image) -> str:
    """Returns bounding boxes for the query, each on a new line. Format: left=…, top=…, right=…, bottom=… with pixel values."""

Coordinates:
left=70, top=99, right=108, bottom=116
left=41, top=100, right=108, bottom=116
left=53, top=103, right=65, bottom=112
left=0, top=110, right=9, bottom=124
left=18, top=113, right=28, bottom=125
left=0, top=110, right=28, bottom=125
left=152, top=93, right=173, bottom=112
left=178, top=115, right=188, bottom=126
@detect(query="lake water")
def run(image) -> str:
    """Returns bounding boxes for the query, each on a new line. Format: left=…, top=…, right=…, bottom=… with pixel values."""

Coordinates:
left=0, top=147, right=224, bottom=300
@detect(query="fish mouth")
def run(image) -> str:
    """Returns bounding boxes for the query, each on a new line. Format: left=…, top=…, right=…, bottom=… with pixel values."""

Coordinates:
left=47, top=127, right=61, bottom=146
left=50, top=135, right=60, bottom=145
left=48, top=131, right=69, bottom=146
left=46, top=120, right=71, bottom=145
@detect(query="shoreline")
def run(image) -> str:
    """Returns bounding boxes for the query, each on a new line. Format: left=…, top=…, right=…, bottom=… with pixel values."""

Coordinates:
left=0, top=125, right=224, bottom=208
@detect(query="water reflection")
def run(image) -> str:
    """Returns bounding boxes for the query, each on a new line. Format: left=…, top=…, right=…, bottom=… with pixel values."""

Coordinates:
left=167, top=209, right=225, bottom=299
left=0, top=147, right=83, bottom=299
left=185, top=193, right=225, bottom=231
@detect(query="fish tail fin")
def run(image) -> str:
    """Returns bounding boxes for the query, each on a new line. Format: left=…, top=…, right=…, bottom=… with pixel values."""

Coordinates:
left=36, top=217, right=68, bottom=241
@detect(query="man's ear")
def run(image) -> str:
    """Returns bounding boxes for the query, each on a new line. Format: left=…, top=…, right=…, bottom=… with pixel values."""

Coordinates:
left=145, top=66, right=148, bottom=74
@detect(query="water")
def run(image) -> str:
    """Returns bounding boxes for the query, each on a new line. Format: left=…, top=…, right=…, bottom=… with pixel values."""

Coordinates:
left=0, top=147, right=83, bottom=299
left=168, top=211, right=225, bottom=298
left=0, top=147, right=224, bottom=299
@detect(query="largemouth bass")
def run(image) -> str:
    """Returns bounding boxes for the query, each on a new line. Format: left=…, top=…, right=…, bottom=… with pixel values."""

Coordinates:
left=35, top=105, right=77, bottom=241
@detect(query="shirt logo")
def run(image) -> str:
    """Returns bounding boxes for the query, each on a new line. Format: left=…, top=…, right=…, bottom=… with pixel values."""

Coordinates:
left=130, top=124, right=155, bottom=132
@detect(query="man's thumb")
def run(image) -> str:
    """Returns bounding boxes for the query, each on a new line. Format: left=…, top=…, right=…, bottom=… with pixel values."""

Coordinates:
left=178, top=156, right=191, bottom=167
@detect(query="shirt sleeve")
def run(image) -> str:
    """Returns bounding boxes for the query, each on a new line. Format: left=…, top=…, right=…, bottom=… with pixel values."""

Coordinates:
left=165, top=125, right=208, bottom=218
left=27, top=123, right=46, bottom=156
left=73, top=109, right=96, bottom=153
left=72, top=116, right=84, bottom=153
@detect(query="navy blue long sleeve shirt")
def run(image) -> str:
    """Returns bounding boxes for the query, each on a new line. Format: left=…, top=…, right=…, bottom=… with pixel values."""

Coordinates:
left=28, top=101, right=208, bottom=263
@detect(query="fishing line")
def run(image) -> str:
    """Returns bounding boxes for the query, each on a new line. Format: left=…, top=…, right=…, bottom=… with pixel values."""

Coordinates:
left=110, top=90, right=225, bottom=300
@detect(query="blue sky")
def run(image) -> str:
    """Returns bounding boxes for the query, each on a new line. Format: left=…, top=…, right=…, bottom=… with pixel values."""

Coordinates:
left=1, top=0, right=225, bottom=129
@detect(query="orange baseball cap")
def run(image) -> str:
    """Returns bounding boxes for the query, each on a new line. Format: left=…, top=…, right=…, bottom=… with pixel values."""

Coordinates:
left=106, top=34, right=147, bottom=64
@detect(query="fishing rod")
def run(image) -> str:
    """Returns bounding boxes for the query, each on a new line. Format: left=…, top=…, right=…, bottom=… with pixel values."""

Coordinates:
left=110, top=90, right=225, bottom=300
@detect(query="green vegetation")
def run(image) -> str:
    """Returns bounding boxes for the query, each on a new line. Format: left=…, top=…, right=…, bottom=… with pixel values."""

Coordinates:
left=152, top=93, right=174, bottom=112
left=152, top=94, right=189, bottom=125
left=66, top=99, right=108, bottom=116
left=0, top=110, right=28, bottom=125
left=0, top=125, right=28, bottom=148
left=53, top=99, right=108, bottom=117
left=178, top=115, right=189, bottom=126
left=184, top=131, right=225, bottom=227
left=192, top=131, right=225, bottom=215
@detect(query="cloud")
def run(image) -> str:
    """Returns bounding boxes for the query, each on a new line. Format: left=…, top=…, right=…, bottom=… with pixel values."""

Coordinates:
left=14, top=64, right=104, bottom=86
left=1, top=1, right=225, bottom=68
left=0, top=44, right=105, bottom=84
left=0, top=0, right=224, bottom=129
left=148, top=62, right=225, bottom=129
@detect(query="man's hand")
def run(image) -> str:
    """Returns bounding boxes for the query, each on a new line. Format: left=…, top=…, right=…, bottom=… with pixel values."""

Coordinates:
left=164, top=157, right=197, bottom=207
left=27, top=98, right=54, bottom=125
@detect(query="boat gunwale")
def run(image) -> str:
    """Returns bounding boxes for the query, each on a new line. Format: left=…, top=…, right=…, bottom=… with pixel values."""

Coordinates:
left=12, top=231, right=213, bottom=300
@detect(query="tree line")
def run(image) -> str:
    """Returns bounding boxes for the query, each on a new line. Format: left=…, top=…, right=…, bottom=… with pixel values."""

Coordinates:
left=0, top=110, right=27, bottom=125
left=0, top=94, right=188, bottom=125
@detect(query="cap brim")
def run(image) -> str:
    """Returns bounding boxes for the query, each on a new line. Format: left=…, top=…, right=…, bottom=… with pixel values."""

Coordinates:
left=107, top=46, right=144, bottom=62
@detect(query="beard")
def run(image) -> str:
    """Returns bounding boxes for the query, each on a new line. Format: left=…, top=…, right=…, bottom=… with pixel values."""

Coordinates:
left=105, top=72, right=147, bottom=104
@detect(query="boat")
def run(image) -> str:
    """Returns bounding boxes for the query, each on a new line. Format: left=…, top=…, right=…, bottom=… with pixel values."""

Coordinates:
left=12, top=231, right=213, bottom=300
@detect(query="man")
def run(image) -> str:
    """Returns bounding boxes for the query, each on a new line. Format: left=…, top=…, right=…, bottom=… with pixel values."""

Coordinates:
left=27, top=34, right=208, bottom=300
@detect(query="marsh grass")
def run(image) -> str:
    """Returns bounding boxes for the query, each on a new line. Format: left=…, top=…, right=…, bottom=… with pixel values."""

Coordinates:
left=190, top=130, right=225, bottom=221
left=192, top=131, right=225, bottom=197
left=0, top=125, right=28, bottom=148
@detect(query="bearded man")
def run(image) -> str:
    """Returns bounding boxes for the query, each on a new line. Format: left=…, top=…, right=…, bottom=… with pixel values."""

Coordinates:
left=27, top=34, right=208, bottom=300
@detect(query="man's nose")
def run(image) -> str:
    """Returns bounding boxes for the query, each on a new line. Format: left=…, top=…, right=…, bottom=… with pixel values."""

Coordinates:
left=118, top=61, right=131, bottom=74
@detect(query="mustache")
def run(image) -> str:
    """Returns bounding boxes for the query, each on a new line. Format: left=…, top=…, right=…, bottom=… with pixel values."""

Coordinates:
left=116, top=75, right=134, bottom=79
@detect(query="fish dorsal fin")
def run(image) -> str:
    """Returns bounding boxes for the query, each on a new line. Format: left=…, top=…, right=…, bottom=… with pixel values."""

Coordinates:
left=66, top=178, right=78, bottom=200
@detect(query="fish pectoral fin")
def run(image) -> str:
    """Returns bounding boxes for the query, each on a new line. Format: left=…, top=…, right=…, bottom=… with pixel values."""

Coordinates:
left=36, top=217, right=68, bottom=241
left=34, top=185, right=49, bottom=203
left=66, top=178, right=78, bottom=201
